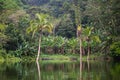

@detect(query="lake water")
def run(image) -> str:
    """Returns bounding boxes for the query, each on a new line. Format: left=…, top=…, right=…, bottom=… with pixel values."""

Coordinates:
left=0, top=61, right=120, bottom=80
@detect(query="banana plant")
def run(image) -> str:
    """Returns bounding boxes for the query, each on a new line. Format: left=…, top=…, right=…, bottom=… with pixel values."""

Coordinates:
left=26, top=13, right=53, bottom=61
left=53, top=36, right=65, bottom=48
left=67, top=38, right=78, bottom=54
left=41, top=36, right=54, bottom=48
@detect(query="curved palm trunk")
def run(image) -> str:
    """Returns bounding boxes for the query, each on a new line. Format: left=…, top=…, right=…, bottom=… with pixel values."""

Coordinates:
left=36, top=32, right=42, bottom=62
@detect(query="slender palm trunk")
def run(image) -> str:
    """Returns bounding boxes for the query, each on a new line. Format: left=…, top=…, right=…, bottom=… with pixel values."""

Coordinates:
left=80, top=38, right=82, bottom=60
left=87, top=41, right=90, bottom=60
left=36, top=33, right=42, bottom=62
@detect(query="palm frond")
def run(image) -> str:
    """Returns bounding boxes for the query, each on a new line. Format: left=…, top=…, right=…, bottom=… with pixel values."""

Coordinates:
left=26, top=13, right=54, bottom=37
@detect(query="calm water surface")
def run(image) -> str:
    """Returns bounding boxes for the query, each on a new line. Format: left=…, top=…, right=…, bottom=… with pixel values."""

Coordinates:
left=0, top=61, right=120, bottom=80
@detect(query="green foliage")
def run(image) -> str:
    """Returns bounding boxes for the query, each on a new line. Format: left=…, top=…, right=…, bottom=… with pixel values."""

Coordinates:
left=41, top=36, right=78, bottom=54
left=90, top=36, right=101, bottom=47
left=110, top=41, right=120, bottom=57
left=0, top=24, right=6, bottom=32
left=0, top=0, right=20, bottom=10
left=55, top=14, right=76, bottom=38
left=53, top=36, right=65, bottom=48
left=0, top=24, right=8, bottom=49
left=110, top=63, right=120, bottom=80
left=0, top=49, right=7, bottom=61
left=41, top=36, right=54, bottom=48
left=0, top=0, right=23, bottom=23
left=82, top=26, right=101, bottom=47
left=0, top=0, right=119, bottom=58
left=26, top=13, right=53, bottom=37
left=82, top=40, right=88, bottom=48
left=67, top=38, right=78, bottom=49
left=41, top=36, right=65, bottom=48
left=0, top=33, right=8, bottom=48
left=82, top=27, right=93, bottom=37
left=0, top=49, right=6, bottom=56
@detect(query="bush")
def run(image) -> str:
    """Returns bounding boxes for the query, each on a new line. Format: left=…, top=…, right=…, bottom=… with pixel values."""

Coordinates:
left=110, top=41, right=120, bottom=58
left=0, top=49, right=6, bottom=54
left=0, top=49, right=6, bottom=57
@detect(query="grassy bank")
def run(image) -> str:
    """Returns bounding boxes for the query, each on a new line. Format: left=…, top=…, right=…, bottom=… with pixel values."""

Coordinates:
left=27, top=53, right=111, bottom=62
left=0, top=55, right=21, bottom=63
left=0, top=53, right=111, bottom=63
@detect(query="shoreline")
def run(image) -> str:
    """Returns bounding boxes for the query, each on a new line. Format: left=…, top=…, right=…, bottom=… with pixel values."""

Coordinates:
left=0, top=54, right=112, bottom=63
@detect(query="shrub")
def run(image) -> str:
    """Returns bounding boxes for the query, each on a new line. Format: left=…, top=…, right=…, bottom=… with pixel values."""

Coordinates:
left=110, top=41, right=120, bottom=58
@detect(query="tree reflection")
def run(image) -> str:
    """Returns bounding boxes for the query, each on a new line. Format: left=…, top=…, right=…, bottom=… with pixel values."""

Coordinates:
left=80, top=60, right=91, bottom=80
left=87, top=60, right=90, bottom=80
left=80, top=59, right=82, bottom=80
left=36, top=61, right=41, bottom=80
left=0, top=61, right=119, bottom=80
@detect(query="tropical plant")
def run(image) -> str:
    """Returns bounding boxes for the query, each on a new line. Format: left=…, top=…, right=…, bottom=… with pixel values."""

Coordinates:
left=0, top=23, right=8, bottom=49
left=82, top=27, right=93, bottom=60
left=26, top=13, right=53, bottom=61
left=110, top=41, right=120, bottom=59
left=83, top=27, right=101, bottom=60
left=67, top=38, right=78, bottom=54
left=41, top=36, right=54, bottom=48
left=53, top=36, right=66, bottom=48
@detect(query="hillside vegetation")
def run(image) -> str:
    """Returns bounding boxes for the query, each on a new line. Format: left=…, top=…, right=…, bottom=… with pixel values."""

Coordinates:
left=0, top=0, right=119, bottom=60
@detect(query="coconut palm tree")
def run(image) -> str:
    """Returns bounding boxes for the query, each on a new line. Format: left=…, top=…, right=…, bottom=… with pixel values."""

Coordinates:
left=27, top=13, right=53, bottom=61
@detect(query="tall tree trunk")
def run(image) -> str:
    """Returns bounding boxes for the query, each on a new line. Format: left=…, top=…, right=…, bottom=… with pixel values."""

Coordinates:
left=36, top=33, right=42, bottom=62
left=80, top=38, right=82, bottom=60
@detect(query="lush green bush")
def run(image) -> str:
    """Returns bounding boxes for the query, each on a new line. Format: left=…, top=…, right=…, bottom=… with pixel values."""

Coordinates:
left=0, top=49, right=6, bottom=58
left=41, top=36, right=66, bottom=54
left=110, top=41, right=120, bottom=58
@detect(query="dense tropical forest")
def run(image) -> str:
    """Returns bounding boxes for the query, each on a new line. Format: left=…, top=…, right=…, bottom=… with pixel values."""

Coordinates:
left=0, top=0, right=120, bottom=61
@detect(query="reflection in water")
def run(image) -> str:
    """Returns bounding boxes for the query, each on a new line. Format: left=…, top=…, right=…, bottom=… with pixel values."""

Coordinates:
left=87, top=60, right=90, bottom=80
left=36, top=61, right=41, bottom=80
left=80, top=59, right=82, bottom=80
left=0, top=61, right=120, bottom=80
left=80, top=60, right=90, bottom=80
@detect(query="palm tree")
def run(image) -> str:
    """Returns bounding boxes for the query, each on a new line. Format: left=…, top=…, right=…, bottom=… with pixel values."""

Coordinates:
left=83, top=27, right=101, bottom=60
left=27, top=13, right=53, bottom=61
left=83, top=27, right=93, bottom=60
